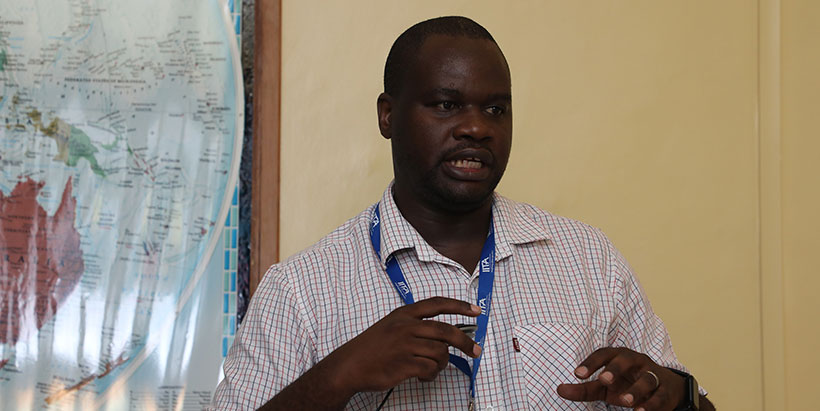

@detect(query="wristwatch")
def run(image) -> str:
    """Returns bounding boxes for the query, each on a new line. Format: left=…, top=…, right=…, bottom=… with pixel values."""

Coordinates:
left=666, top=367, right=699, bottom=411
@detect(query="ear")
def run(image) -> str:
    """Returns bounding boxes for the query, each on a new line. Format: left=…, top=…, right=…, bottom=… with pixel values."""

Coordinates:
left=377, top=92, right=393, bottom=139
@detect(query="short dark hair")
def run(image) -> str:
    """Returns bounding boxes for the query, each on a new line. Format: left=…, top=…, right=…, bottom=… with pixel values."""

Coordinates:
left=383, top=16, right=502, bottom=96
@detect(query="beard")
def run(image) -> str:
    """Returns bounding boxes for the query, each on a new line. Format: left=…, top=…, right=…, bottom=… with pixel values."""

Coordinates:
left=420, top=165, right=501, bottom=212
left=392, top=144, right=505, bottom=214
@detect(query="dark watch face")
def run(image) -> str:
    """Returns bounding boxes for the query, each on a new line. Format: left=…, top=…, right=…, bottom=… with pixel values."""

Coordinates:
left=677, top=375, right=698, bottom=411
left=667, top=368, right=699, bottom=411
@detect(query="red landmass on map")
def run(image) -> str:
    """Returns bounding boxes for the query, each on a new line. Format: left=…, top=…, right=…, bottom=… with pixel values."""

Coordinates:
left=0, top=177, right=84, bottom=345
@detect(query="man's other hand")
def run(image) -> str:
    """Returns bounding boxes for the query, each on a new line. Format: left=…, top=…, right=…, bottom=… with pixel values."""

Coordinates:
left=556, top=347, right=685, bottom=410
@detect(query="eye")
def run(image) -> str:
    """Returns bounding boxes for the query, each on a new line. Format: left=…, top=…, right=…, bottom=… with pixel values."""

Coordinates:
left=484, top=105, right=505, bottom=116
left=435, top=101, right=458, bottom=111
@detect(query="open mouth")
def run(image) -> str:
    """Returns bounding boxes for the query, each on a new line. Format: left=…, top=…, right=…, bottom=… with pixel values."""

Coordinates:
left=441, top=148, right=494, bottom=181
left=442, top=152, right=492, bottom=181
left=448, top=157, right=483, bottom=170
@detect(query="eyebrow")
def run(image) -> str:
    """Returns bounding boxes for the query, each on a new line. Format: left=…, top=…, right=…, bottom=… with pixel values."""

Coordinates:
left=431, top=88, right=463, bottom=97
left=431, top=88, right=512, bottom=102
left=486, top=92, right=512, bottom=102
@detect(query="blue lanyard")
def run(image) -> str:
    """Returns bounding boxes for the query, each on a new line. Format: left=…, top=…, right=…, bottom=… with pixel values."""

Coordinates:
left=369, top=203, right=496, bottom=404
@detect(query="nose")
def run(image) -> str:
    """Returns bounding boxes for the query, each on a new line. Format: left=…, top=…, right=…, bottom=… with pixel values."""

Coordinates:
left=453, top=107, right=492, bottom=141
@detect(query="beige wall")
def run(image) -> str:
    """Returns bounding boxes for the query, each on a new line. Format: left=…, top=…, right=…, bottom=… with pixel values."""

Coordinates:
left=781, top=1, right=819, bottom=409
left=278, top=1, right=817, bottom=409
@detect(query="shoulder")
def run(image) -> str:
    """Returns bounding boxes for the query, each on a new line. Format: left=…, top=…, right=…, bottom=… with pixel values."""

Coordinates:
left=255, top=204, right=377, bottom=293
left=499, top=196, right=639, bottom=304
left=497, top=194, right=613, bottom=248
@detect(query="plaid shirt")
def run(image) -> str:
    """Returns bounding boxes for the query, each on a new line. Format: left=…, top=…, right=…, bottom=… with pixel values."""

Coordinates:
left=212, top=184, right=691, bottom=410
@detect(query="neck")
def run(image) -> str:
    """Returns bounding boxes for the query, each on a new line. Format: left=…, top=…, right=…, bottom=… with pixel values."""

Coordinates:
left=392, top=184, right=492, bottom=272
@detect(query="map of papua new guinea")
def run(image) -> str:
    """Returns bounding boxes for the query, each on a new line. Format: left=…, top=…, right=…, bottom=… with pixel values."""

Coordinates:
left=0, top=0, right=242, bottom=407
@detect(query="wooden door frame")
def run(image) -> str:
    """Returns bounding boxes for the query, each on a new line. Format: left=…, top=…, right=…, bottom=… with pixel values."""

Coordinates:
left=250, top=0, right=281, bottom=296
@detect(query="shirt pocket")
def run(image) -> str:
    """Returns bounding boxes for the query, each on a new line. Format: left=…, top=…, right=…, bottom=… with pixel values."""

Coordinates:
left=514, top=322, right=611, bottom=410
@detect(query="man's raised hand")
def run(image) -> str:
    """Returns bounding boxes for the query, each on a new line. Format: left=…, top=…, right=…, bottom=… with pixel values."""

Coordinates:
left=322, top=296, right=481, bottom=396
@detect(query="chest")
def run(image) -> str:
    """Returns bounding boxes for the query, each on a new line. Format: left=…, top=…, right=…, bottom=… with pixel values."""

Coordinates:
left=311, top=246, right=617, bottom=409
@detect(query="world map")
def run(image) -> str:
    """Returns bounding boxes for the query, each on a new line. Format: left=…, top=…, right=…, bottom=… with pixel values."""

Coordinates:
left=0, top=0, right=242, bottom=408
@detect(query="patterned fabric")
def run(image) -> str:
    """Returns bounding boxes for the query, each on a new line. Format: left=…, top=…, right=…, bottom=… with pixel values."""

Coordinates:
left=212, top=184, right=694, bottom=410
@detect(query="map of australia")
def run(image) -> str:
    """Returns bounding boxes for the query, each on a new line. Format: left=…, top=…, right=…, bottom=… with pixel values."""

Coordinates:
left=0, top=178, right=84, bottom=345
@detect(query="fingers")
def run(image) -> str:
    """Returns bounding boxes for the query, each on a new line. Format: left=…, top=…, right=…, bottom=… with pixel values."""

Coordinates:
left=596, top=352, right=643, bottom=393
left=618, top=370, right=661, bottom=408
left=573, top=347, right=620, bottom=379
left=410, top=340, right=450, bottom=382
left=634, top=368, right=687, bottom=411
left=575, top=348, right=650, bottom=391
left=398, top=298, right=482, bottom=357
left=403, top=296, right=481, bottom=319
left=413, top=355, right=445, bottom=382
left=556, top=380, right=607, bottom=402
left=633, top=382, right=673, bottom=411
left=414, top=320, right=481, bottom=358
left=410, top=339, right=450, bottom=370
left=563, top=348, right=685, bottom=410
left=558, top=352, right=645, bottom=405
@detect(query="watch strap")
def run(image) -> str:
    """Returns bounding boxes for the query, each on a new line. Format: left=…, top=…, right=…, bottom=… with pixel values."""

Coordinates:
left=665, top=367, right=699, bottom=411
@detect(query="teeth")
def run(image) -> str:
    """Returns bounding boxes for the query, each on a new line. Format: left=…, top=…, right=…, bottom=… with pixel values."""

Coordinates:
left=451, top=159, right=482, bottom=169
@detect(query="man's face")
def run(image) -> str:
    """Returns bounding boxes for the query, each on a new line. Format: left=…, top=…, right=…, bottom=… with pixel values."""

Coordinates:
left=379, top=35, right=512, bottom=212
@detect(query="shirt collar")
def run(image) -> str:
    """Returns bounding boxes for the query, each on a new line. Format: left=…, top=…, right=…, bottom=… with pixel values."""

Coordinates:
left=375, top=182, right=418, bottom=264
left=375, top=182, right=552, bottom=264
left=490, top=193, right=552, bottom=260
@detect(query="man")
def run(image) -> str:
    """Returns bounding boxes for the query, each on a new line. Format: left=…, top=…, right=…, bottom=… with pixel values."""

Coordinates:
left=213, top=16, right=715, bottom=410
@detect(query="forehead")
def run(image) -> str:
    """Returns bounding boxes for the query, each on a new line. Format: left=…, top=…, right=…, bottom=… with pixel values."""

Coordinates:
left=404, top=35, right=510, bottom=94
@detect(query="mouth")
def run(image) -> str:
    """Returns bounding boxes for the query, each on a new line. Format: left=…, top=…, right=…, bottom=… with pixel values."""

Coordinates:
left=447, top=157, right=484, bottom=170
left=442, top=149, right=493, bottom=181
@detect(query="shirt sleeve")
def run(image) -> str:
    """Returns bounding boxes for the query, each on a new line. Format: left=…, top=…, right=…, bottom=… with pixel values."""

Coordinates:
left=605, top=242, right=709, bottom=396
left=605, top=240, right=684, bottom=371
left=211, top=264, right=316, bottom=410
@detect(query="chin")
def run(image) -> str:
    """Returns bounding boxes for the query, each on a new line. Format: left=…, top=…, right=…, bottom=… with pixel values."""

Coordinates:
left=428, top=182, right=496, bottom=213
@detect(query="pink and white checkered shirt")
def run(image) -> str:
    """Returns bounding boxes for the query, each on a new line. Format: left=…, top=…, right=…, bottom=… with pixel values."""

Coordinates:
left=213, top=184, right=691, bottom=410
